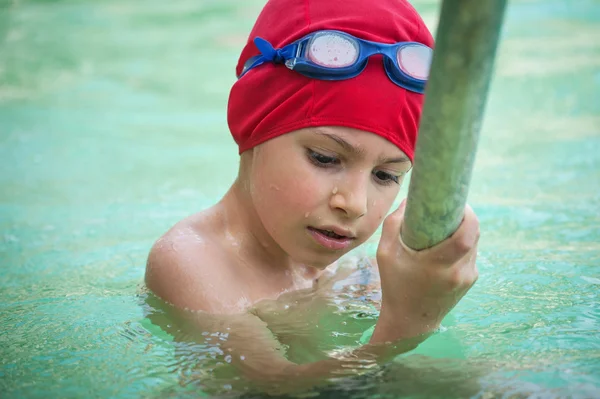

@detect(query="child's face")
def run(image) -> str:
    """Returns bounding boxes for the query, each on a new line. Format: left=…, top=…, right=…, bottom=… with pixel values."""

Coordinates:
left=248, top=126, right=411, bottom=269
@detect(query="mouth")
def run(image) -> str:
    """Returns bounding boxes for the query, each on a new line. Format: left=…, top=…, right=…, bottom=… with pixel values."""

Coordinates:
left=307, top=226, right=355, bottom=250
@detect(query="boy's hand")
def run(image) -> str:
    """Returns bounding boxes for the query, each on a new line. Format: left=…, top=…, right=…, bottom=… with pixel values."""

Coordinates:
left=372, top=200, right=480, bottom=343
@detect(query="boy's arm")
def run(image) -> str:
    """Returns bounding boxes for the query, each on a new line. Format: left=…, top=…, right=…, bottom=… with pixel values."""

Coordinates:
left=145, top=238, right=378, bottom=394
left=144, top=204, right=479, bottom=394
left=145, top=293, right=423, bottom=394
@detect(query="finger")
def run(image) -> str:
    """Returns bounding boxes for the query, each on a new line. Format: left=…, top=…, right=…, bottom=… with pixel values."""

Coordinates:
left=463, top=203, right=480, bottom=242
left=430, top=204, right=480, bottom=263
left=448, top=249, right=480, bottom=292
left=454, top=204, right=480, bottom=252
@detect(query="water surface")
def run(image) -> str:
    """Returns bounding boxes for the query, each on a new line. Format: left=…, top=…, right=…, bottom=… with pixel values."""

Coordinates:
left=1, top=0, right=599, bottom=397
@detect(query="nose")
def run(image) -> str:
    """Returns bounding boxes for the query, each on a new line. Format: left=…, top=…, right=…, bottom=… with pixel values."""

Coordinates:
left=329, top=176, right=369, bottom=219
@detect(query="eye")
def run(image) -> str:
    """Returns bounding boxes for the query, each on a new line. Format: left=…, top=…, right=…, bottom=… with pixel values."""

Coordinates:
left=307, top=149, right=340, bottom=167
left=373, top=170, right=400, bottom=185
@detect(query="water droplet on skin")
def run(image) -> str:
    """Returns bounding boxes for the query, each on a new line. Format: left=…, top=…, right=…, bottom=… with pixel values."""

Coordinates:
left=269, top=184, right=281, bottom=191
left=304, top=212, right=310, bottom=218
left=332, top=187, right=338, bottom=195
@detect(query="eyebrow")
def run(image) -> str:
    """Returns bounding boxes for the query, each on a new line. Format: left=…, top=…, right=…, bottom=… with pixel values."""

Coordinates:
left=316, top=132, right=365, bottom=157
left=378, top=155, right=411, bottom=164
left=316, top=132, right=411, bottom=164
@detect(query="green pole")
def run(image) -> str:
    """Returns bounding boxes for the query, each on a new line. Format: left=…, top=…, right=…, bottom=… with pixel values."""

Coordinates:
left=401, top=0, right=507, bottom=250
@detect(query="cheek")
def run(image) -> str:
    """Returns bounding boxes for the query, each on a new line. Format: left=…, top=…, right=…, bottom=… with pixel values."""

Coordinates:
left=252, top=155, right=326, bottom=219
left=366, top=191, right=398, bottom=229
left=371, top=177, right=405, bottom=222
left=271, top=177, right=321, bottom=214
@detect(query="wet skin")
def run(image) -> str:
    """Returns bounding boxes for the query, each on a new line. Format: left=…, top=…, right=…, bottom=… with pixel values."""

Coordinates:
left=145, top=126, right=479, bottom=392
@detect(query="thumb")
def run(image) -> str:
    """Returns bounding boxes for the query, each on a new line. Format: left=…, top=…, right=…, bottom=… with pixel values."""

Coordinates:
left=379, top=198, right=407, bottom=250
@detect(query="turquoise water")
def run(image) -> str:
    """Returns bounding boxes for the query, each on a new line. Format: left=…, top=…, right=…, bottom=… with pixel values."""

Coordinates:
left=1, top=0, right=599, bottom=397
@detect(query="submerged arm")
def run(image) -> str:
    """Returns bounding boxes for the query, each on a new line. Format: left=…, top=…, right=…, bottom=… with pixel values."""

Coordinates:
left=144, top=291, right=425, bottom=395
left=145, top=244, right=418, bottom=394
left=144, top=204, right=479, bottom=394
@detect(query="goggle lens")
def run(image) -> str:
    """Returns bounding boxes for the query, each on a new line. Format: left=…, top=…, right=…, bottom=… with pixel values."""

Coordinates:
left=307, top=33, right=359, bottom=68
left=396, top=44, right=433, bottom=81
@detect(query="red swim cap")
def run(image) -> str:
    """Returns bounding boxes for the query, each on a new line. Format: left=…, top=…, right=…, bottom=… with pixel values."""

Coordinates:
left=227, top=0, right=434, bottom=162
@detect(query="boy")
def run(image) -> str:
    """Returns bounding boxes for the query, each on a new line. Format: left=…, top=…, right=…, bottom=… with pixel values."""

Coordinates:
left=145, top=0, right=479, bottom=391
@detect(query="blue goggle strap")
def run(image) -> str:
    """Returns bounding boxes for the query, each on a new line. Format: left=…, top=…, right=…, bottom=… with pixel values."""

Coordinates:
left=238, top=37, right=298, bottom=78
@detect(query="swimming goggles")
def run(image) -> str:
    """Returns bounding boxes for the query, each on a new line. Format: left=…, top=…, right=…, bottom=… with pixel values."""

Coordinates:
left=238, top=30, right=433, bottom=94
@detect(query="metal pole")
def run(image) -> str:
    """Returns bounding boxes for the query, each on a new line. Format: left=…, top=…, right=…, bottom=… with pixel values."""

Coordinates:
left=401, top=0, right=507, bottom=250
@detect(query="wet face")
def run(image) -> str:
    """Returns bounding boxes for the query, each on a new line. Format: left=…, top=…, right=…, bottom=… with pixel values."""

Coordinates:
left=248, top=126, right=412, bottom=269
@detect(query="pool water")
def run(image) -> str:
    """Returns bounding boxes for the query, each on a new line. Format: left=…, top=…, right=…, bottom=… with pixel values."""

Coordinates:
left=1, top=0, right=599, bottom=397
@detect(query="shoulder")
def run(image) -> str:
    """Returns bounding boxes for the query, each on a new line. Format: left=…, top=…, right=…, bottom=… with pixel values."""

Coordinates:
left=145, top=211, right=239, bottom=313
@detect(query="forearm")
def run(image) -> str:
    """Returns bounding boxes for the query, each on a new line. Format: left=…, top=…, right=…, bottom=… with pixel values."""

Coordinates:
left=368, top=300, right=437, bottom=348
left=229, top=335, right=423, bottom=395
left=244, top=331, right=428, bottom=391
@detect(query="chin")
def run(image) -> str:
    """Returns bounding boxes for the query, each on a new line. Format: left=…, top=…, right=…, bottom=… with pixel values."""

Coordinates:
left=300, top=251, right=346, bottom=270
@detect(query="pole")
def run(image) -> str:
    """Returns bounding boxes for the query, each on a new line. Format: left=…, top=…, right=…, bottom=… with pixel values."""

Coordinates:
left=401, top=0, right=507, bottom=250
